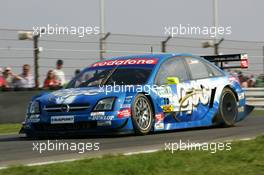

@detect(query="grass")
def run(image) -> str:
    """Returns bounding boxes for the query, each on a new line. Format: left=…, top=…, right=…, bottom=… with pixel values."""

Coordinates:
left=0, top=135, right=264, bottom=175
left=0, top=123, right=21, bottom=135
left=251, top=109, right=264, bottom=116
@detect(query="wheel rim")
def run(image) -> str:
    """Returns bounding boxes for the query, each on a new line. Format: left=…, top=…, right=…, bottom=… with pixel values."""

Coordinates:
left=222, top=93, right=237, bottom=123
left=134, top=97, right=152, bottom=130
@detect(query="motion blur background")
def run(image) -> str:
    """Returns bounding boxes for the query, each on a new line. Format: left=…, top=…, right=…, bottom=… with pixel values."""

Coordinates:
left=0, top=0, right=264, bottom=86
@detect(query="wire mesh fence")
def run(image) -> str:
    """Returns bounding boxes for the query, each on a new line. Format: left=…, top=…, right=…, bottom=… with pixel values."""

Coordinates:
left=0, top=28, right=264, bottom=87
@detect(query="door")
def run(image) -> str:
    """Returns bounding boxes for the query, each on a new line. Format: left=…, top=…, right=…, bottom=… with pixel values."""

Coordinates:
left=183, top=57, right=216, bottom=121
left=154, top=57, right=192, bottom=122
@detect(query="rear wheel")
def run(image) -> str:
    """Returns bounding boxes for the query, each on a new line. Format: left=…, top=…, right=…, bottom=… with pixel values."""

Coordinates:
left=214, top=88, right=238, bottom=127
left=131, top=94, right=153, bottom=135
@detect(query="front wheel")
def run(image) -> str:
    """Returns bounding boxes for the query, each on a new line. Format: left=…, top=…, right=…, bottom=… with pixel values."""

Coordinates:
left=131, top=94, right=154, bottom=135
left=214, top=88, right=238, bottom=127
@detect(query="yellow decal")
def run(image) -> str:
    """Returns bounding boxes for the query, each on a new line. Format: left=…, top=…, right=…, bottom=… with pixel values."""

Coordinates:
left=161, top=105, right=174, bottom=113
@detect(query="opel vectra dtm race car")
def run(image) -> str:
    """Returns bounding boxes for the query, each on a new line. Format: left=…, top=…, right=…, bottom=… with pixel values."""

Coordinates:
left=20, top=53, right=254, bottom=137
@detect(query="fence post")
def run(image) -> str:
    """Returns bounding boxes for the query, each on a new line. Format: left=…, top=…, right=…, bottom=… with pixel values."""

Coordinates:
left=262, top=46, right=264, bottom=74
left=33, top=35, right=40, bottom=88
left=18, top=31, right=40, bottom=88
left=161, top=36, right=172, bottom=52
left=99, top=32, right=111, bottom=60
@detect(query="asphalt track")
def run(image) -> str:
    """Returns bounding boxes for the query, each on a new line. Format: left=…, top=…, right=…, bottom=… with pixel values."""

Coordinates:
left=0, top=114, right=264, bottom=168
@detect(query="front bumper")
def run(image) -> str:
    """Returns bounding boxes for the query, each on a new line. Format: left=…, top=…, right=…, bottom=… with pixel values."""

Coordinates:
left=20, top=113, right=134, bottom=137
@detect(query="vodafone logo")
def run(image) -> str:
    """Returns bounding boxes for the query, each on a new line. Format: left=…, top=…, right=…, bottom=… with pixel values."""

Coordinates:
left=91, top=58, right=157, bottom=67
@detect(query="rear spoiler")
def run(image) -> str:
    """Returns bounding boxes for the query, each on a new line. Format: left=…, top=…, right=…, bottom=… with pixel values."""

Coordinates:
left=201, top=53, right=248, bottom=69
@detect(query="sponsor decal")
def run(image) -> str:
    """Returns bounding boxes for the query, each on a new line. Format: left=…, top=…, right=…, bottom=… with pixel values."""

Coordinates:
left=124, top=96, right=133, bottom=103
left=155, top=113, right=164, bottom=122
left=156, top=86, right=172, bottom=97
left=90, top=112, right=114, bottom=120
left=238, top=106, right=244, bottom=112
left=155, top=81, right=212, bottom=114
left=120, top=104, right=131, bottom=108
left=161, top=105, right=174, bottom=113
left=117, top=108, right=131, bottom=118
left=91, top=115, right=114, bottom=120
left=90, top=112, right=105, bottom=116
left=97, top=121, right=111, bottom=126
left=155, top=113, right=165, bottom=130
left=238, top=92, right=245, bottom=100
left=91, top=58, right=157, bottom=67
left=155, top=122, right=164, bottom=130
left=51, top=115, right=74, bottom=124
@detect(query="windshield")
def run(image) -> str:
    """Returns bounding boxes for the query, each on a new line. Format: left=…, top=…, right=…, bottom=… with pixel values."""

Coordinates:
left=67, top=66, right=153, bottom=88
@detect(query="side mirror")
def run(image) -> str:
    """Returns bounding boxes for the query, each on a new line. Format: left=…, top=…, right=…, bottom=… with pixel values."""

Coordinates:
left=166, top=77, right=180, bottom=85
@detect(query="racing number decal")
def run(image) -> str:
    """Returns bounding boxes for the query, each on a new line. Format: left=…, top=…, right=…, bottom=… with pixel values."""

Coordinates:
left=157, top=82, right=212, bottom=114
left=178, top=83, right=211, bottom=114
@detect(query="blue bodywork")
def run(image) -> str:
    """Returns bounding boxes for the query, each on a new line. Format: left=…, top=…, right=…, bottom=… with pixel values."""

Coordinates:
left=20, top=53, right=253, bottom=137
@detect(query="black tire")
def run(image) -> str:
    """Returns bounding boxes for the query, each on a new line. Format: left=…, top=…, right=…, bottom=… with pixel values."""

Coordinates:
left=25, top=133, right=44, bottom=140
left=214, top=88, right=238, bottom=127
left=131, top=94, right=154, bottom=135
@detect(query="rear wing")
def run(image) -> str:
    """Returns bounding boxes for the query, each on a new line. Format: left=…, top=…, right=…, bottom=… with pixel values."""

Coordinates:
left=201, top=53, right=248, bottom=69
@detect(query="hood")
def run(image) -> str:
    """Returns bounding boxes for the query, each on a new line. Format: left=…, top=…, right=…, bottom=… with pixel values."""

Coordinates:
left=35, top=86, right=138, bottom=106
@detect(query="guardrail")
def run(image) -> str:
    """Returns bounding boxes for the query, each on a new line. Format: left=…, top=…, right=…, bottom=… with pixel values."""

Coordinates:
left=0, top=90, right=45, bottom=123
left=244, top=88, right=264, bottom=107
left=0, top=88, right=263, bottom=123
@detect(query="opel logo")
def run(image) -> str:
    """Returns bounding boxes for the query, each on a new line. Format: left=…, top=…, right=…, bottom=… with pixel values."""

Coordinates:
left=61, top=104, right=70, bottom=112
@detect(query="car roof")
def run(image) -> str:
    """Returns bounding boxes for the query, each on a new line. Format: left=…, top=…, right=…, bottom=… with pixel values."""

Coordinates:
left=84, top=53, right=201, bottom=70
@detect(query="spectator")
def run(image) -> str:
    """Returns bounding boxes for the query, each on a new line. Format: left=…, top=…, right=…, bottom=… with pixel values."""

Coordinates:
left=0, top=68, right=6, bottom=88
left=43, top=70, right=60, bottom=89
left=2, top=67, right=14, bottom=88
left=237, top=71, right=243, bottom=84
left=13, top=64, right=35, bottom=88
left=53, top=59, right=66, bottom=86
left=75, top=69, right=81, bottom=77
left=241, top=76, right=249, bottom=88
left=247, top=74, right=255, bottom=87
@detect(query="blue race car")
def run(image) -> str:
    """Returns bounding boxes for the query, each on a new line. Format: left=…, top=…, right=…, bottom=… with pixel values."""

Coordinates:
left=20, top=53, right=254, bottom=137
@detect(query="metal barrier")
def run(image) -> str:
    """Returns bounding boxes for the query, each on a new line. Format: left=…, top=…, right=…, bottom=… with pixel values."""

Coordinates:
left=244, top=88, right=264, bottom=107
left=0, top=90, right=45, bottom=123
left=0, top=88, right=263, bottom=123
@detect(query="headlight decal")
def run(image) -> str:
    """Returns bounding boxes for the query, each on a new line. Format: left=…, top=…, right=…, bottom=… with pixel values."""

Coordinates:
left=29, top=101, right=41, bottom=114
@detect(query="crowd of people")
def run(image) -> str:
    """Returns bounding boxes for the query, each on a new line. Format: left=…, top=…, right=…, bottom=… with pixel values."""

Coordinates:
left=229, top=70, right=263, bottom=88
left=0, top=60, right=81, bottom=91
left=0, top=64, right=34, bottom=89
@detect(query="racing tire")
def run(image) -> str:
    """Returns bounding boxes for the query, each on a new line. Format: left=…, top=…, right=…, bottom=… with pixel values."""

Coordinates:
left=215, top=88, right=238, bottom=127
left=131, top=94, right=154, bottom=135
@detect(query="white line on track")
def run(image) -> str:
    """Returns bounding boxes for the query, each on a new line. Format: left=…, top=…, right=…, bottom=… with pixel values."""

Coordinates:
left=123, top=149, right=159, bottom=155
